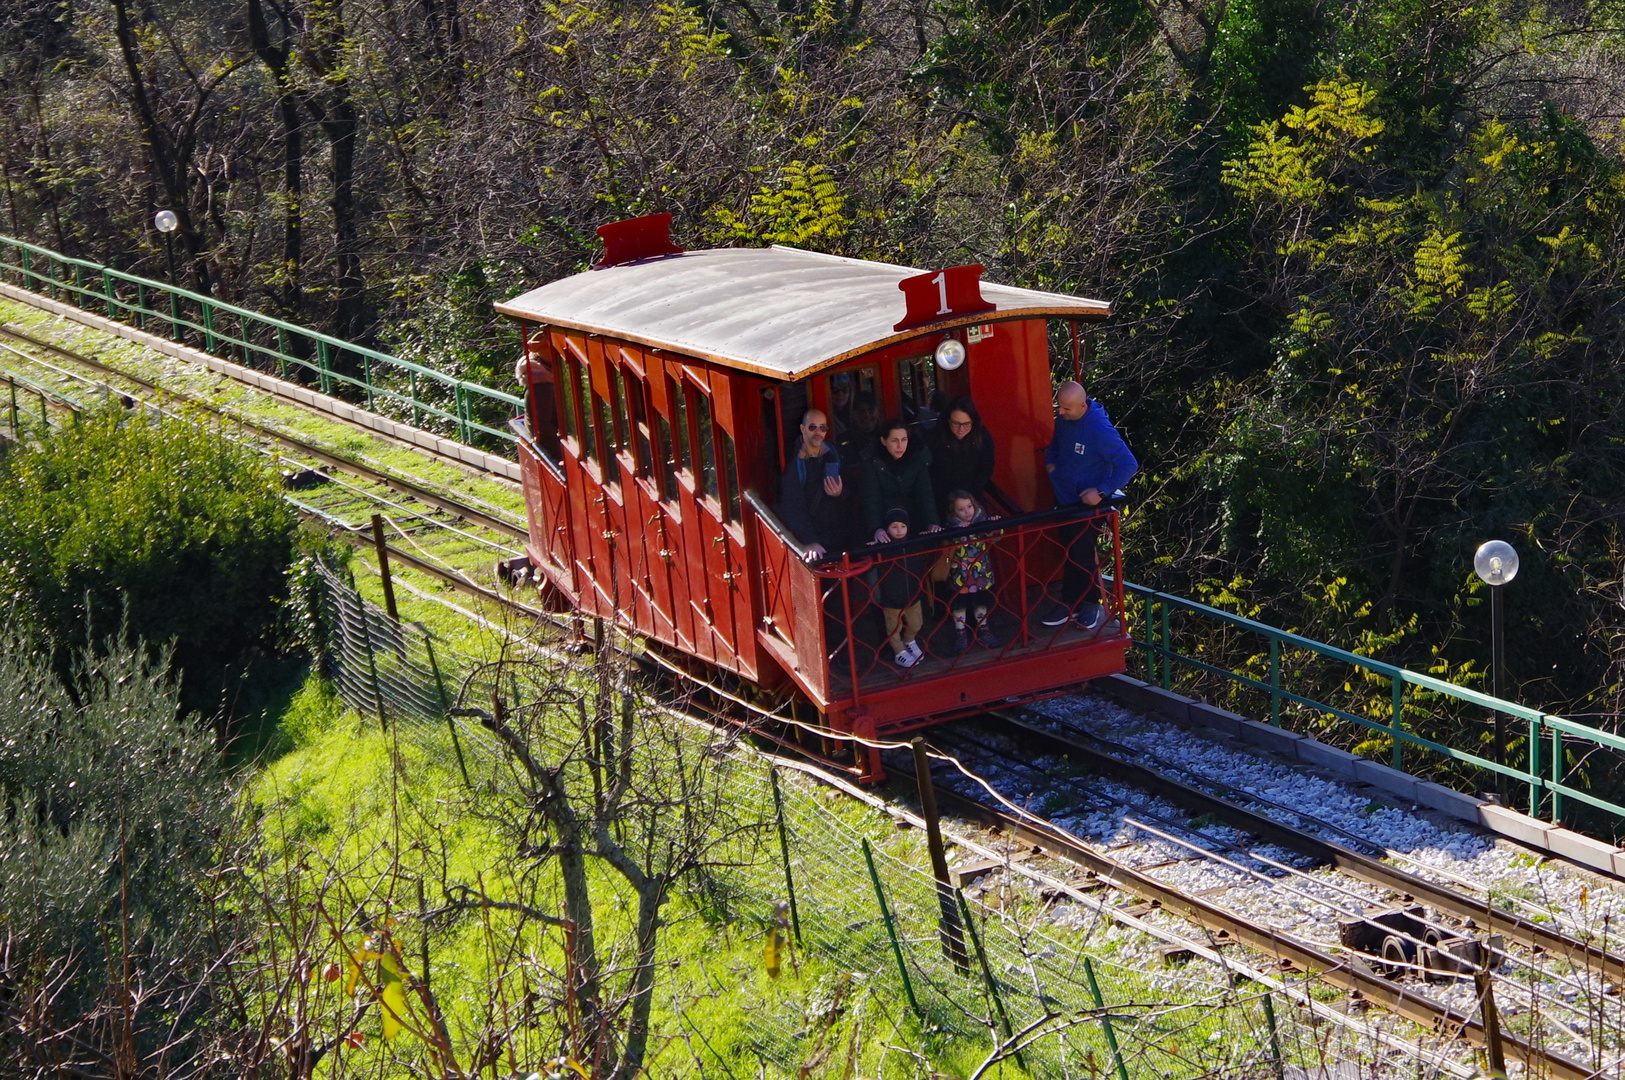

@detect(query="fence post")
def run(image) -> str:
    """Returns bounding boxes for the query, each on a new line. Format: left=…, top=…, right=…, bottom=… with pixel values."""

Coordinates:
left=7, top=376, right=16, bottom=439
left=371, top=513, right=400, bottom=621
left=1262, top=992, right=1283, bottom=1079
left=135, top=282, right=147, bottom=331
left=101, top=267, right=115, bottom=318
left=911, top=738, right=968, bottom=973
left=72, top=262, right=83, bottom=304
left=19, top=246, right=32, bottom=290
left=769, top=767, right=802, bottom=944
left=1391, top=674, right=1404, bottom=771
left=168, top=288, right=181, bottom=341
left=1268, top=637, right=1281, bottom=726
left=363, top=353, right=375, bottom=410
left=421, top=630, right=471, bottom=788
left=275, top=327, right=289, bottom=378
left=1474, top=960, right=1507, bottom=1078
left=1083, top=956, right=1130, bottom=1080
left=355, top=604, right=389, bottom=731
left=956, top=888, right=1026, bottom=1072
left=456, top=382, right=470, bottom=443
left=410, top=370, right=422, bottom=427
left=861, top=838, right=920, bottom=1019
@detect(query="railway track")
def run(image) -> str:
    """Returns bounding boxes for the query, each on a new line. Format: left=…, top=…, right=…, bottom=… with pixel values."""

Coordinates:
left=6, top=297, right=1620, bottom=1076
left=0, top=324, right=540, bottom=615
left=906, top=712, right=1618, bottom=1079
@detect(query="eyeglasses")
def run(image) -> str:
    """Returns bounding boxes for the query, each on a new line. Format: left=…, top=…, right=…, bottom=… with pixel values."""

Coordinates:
left=804, top=423, right=828, bottom=432
left=949, top=419, right=973, bottom=431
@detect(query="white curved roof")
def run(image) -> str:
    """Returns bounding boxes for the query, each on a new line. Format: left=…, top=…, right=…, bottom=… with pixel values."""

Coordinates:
left=494, top=245, right=1110, bottom=380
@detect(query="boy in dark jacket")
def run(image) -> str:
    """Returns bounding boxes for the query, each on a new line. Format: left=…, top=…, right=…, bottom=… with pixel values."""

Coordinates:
left=873, top=506, right=926, bottom=668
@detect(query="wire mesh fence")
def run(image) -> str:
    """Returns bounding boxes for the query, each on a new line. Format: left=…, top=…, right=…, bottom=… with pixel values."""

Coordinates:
left=305, top=558, right=1437, bottom=1078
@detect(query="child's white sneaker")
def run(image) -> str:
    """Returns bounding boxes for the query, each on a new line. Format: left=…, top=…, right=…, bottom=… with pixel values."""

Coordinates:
left=895, top=643, right=922, bottom=668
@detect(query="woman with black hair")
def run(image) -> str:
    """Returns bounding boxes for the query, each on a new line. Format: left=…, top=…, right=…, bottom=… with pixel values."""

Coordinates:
left=927, top=396, right=996, bottom=517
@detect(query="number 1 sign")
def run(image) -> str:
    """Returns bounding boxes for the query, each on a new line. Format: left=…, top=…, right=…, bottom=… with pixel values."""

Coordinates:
left=893, top=264, right=996, bottom=331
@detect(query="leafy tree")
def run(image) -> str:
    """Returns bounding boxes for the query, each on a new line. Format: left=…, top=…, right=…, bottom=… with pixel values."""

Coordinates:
left=0, top=410, right=299, bottom=718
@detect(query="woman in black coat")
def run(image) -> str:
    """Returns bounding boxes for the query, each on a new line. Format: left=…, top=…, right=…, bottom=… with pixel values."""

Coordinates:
left=927, top=396, right=995, bottom=517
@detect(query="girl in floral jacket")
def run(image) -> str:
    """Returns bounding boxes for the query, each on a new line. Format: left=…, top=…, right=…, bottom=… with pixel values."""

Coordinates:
left=945, top=489, right=999, bottom=652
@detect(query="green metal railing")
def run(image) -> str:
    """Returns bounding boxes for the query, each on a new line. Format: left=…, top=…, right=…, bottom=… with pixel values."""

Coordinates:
left=1129, top=582, right=1625, bottom=831
left=0, top=235, right=523, bottom=446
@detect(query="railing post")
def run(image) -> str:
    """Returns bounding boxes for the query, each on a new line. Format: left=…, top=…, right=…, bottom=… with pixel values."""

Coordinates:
left=1391, top=673, right=1404, bottom=771
left=202, top=300, right=217, bottom=352
left=1160, top=601, right=1172, bottom=690
left=410, top=370, right=422, bottom=427
left=861, top=838, right=920, bottom=1019
left=456, top=382, right=470, bottom=442
left=1268, top=636, right=1280, bottom=726
left=135, top=282, right=147, bottom=331
left=363, top=353, right=375, bottom=410
left=7, top=375, right=17, bottom=439
left=72, top=262, right=83, bottom=304
left=168, top=288, right=181, bottom=341
left=19, top=246, right=32, bottom=290
left=275, top=327, right=289, bottom=377
left=1550, top=725, right=1563, bottom=824
left=317, top=340, right=333, bottom=395
left=101, top=267, right=115, bottom=318
left=1528, top=714, right=1541, bottom=818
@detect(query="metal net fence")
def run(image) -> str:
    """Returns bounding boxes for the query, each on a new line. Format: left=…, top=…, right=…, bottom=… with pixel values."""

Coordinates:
left=305, top=558, right=1441, bottom=1078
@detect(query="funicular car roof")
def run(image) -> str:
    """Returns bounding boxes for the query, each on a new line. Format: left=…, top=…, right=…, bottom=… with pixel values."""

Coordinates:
left=494, top=245, right=1110, bottom=381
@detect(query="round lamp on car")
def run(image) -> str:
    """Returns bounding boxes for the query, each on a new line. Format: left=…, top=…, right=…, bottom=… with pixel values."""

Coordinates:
left=1473, top=540, right=1519, bottom=586
left=934, top=338, right=966, bottom=370
left=154, top=210, right=179, bottom=233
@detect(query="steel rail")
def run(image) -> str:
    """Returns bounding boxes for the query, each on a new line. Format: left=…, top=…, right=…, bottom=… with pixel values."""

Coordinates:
left=885, top=757, right=1598, bottom=1080
left=0, top=325, right=527, bottom=540
left=986, top=710, right=1625, bottom=985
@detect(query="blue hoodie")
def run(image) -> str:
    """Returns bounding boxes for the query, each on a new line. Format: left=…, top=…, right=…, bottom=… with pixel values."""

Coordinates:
left=1043, top=401, right=1138, bottom=506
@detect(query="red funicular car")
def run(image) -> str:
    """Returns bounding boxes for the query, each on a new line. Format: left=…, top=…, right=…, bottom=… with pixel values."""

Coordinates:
left=497, top=215, right=1130, bottom=780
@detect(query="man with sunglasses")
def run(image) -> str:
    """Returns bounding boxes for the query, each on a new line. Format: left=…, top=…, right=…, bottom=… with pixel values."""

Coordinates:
left=776, top=408, right=844, bottom=561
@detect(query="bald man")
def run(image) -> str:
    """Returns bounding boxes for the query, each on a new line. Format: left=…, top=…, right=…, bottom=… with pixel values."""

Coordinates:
left=1041, top=381, right=1137, bottom=630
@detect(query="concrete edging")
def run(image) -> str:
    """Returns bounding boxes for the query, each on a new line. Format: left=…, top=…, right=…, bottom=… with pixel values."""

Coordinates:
left=0, top=279, right=521, bottom=482
left=1098, top=673, right=1625, bottom=880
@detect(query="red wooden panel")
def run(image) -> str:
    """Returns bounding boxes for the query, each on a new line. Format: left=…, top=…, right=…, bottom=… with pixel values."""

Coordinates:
left=968, top=318, right=1053, bottom=512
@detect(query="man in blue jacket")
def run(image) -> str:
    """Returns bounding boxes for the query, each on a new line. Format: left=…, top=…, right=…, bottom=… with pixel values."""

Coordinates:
left=1041, top=381, right=1137, bottom=630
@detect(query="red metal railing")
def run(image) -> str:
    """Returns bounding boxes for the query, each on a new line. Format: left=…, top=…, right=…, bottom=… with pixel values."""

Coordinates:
left=746, top=493, right=1126, bottom=708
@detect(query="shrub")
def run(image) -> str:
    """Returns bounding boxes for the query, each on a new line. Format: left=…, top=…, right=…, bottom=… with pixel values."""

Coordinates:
left=0, top=410, right=298, bottom=714
left=0, top=628, right=241, bottom=1068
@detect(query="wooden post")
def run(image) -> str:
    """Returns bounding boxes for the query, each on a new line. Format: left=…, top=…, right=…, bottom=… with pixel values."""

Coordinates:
left=1475, top=961, right=1508, bottom=1078
left=371, top=513, right=399, bottom=621
left=912, top=738, right=969, bottom=973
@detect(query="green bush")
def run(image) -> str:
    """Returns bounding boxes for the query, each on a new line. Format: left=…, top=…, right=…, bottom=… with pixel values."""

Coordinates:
left=0, top=628, right=240, bottom=1066
left=0, top=410, right=298, bottom=714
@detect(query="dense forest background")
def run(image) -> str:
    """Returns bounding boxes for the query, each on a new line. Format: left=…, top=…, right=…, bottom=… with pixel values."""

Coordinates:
left=4, top=0, right=1625, bottom=717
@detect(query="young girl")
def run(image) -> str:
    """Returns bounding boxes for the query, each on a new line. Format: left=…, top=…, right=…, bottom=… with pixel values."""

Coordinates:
left=945, top=490, right=999, bottom=652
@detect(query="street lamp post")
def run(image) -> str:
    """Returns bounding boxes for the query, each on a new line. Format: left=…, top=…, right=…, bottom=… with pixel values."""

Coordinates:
left=153, top=210, right=178, bottom=283
left=1473, top=540, right=1519, bottom=803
